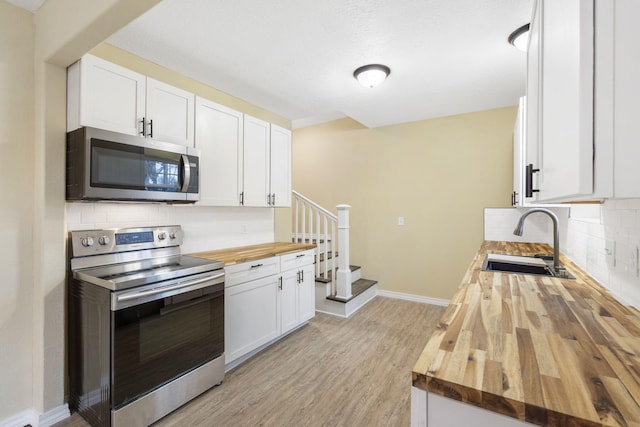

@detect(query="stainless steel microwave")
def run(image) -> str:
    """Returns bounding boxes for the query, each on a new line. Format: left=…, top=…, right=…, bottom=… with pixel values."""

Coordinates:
left=66, top=127, right=200, bottom=203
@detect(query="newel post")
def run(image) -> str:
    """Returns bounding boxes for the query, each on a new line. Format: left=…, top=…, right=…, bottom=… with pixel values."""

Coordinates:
left=336, top=204, right=352, bottom=299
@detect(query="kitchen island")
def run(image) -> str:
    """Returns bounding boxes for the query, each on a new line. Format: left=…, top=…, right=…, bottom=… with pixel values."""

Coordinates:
left=412, top=241, right=640, bottom=426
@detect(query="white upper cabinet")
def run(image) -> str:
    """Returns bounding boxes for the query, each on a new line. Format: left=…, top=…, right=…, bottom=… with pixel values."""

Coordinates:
left=613, top=0, right=640, bottom=198
left=195, top=97, right=244, bottom=206
left=68, top=54, right=195, bottom=147
left=146, top=78, right=195, bottom=146
left=522, top=0, right=640, bottom=202
left=194, top=106, right=292, bottom=208
left=243, top=115, right=272, bottom=207
left=269, top=125, right=292, bottom=207
left=68, top=54, right=146, bottom=137
left=527, top=0, right=595, bottom=202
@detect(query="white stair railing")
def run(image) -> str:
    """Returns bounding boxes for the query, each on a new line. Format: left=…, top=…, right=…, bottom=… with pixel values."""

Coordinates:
left=292, top=191, right=351, bottom=299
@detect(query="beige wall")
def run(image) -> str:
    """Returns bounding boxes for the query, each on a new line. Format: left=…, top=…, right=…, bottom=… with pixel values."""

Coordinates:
left=292, top=107, right=516, bottom=300
left=90, top=43, right=291, bottom=129
left=0, top=0, right=162, bottom=421
left=0, top=2, right=35, bottom=419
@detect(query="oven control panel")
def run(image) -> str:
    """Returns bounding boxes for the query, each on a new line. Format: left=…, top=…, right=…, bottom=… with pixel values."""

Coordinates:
left=70, top=225, right=184, bottom=257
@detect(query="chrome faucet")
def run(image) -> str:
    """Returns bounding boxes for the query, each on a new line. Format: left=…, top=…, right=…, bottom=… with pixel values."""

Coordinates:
left=513, top=208, right=561, bottom=274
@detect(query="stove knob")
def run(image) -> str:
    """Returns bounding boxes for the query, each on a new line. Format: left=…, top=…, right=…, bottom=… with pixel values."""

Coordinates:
left=169, top=232, right=176, bottom=240
left=158, top=232, right=167, bottom=241
left=98, top=236, right=111, bottom=245
left=81, top=237, right=94, bottom=247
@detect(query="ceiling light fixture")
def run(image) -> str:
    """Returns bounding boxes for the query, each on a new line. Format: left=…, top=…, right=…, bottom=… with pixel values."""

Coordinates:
left=508, top=23, right=530, bottom=52
left=353, top=64, right=391, bottom=88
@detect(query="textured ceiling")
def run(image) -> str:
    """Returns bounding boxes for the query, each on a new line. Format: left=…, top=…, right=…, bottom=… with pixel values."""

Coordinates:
left=15, top=0, right=534, bottom=128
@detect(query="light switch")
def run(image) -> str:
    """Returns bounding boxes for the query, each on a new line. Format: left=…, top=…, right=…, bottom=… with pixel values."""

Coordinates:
left=398, top=216, right=405, bottom=226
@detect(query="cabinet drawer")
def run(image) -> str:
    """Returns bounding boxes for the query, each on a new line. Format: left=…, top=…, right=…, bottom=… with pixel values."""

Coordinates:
left=281, top=249, right=315, bottom=271
left=225, top=256, right=280, bottom=287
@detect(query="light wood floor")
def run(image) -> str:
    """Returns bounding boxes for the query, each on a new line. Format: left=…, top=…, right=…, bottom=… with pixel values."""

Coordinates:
left=55, top=296, right=446, bottom=427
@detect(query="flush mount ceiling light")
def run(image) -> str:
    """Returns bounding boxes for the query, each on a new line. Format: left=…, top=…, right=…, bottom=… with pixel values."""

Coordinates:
left=353, top=64, right=391, bottom=88
left=508, top=23, right=530, bottom=52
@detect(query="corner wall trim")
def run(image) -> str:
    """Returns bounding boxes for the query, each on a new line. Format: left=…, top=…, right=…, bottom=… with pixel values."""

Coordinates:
left=376, top=290, right=449, bottom=307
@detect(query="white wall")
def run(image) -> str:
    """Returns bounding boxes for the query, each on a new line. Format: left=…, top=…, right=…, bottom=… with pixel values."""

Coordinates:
left=66, top=203, right=275, bottom=253
left=484, top=199, right=640, bottom=309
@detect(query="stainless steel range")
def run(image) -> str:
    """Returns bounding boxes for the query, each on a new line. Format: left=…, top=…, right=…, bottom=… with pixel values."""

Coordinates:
left=68, top=225, right=225, bottom=427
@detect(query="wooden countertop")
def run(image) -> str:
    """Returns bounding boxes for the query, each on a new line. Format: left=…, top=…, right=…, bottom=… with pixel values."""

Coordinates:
left=412, top=241, right=640, bottom=426
left=188, top=242, right=316, bottom=265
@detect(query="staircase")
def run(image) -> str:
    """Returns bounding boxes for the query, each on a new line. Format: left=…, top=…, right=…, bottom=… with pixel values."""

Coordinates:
left=292, top=191, right=377, bottom=318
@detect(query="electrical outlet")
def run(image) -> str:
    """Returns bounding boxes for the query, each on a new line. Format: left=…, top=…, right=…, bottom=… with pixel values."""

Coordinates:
left=605, top=240, right=616, bottom=267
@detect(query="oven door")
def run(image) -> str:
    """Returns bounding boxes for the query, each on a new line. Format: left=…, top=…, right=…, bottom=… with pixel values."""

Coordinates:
left=111, top=273, right=224, bottom=409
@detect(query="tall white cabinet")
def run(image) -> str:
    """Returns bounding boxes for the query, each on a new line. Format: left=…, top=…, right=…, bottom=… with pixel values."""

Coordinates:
left=195, top=97, right=244, bottom=206
left=67, top=54, right=195, bottom=147
left=270, top=125, right=292, bottom=207
left=243, top=115, right=272, bottom=206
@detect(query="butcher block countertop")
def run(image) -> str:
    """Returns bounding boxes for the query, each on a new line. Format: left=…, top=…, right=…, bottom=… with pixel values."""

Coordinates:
left=188, top=242, right=316, bottom=265
left=412, top=241, right=640, bottom=426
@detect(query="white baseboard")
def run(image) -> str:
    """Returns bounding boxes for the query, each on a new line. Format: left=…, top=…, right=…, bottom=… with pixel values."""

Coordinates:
left=0, top=409, right=37, bottom=427
left=39, top=404, right=70, bottom=427
left=0, top=404, right=70, bottom=427
left=376, top=289, right=449, bottom=307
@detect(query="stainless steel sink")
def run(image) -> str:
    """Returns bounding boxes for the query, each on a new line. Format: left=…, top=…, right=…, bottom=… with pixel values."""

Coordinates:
left=482, top=253, right=574, bottom=278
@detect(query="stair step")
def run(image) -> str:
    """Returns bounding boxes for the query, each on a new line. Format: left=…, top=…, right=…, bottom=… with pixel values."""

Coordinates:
left=326, top=279, right=378, bottom=303
left=315, top=265, right=360, bottom=283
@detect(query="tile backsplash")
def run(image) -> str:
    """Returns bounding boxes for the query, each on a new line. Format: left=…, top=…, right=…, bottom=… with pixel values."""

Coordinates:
left=66, top=202, right=275, bottom=254
left=485, top=199, right=640, bottom=310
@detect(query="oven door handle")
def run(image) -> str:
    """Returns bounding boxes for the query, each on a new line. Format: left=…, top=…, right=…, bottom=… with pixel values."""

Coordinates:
left=116, top=273, right=224, bottom=304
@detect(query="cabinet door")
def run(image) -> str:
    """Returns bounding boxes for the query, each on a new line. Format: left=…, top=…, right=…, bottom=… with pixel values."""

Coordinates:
left=525, top=4, right=541, bottom=203
left=537, top=0, right=594, bottom=201
left=195, top=97, right=243, bottom=206
left=270, top=125, right=292, bottom=207
left=513, top=97, right=526, bottom=207
left=72, top=54, right=146, bottom=136
left=280, top=269, right=299, bottom=335
left=146, top=78, right=195, bottom=147
left=614, top=0, right=640, bottom=198
left=243, top=115, right=271, bottom=206
left=298, top=265, right=315, bottom=324
left=225, top=275, right=281, bottom=364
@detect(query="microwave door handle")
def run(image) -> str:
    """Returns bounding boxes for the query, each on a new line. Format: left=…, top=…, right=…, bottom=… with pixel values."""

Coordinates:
left=180, top=155, right=191, bottom=192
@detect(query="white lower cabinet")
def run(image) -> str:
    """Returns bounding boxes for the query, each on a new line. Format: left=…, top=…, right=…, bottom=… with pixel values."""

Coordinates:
left=225, top=274, right=281, bottom=364
left=280, top=269, right=300, bottom=335
left=224, top=250, right=315, bottom=365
